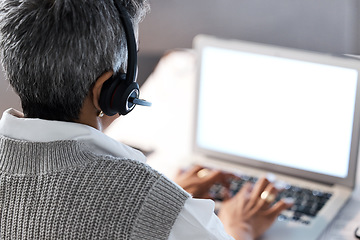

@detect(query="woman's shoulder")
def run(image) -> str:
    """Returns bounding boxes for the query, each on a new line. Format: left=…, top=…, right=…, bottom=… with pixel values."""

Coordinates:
left=74, top=148, right=190, bottom=199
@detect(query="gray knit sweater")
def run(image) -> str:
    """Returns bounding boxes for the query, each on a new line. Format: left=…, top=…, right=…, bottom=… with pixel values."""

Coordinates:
left=0, top=136, right=190, bottom=239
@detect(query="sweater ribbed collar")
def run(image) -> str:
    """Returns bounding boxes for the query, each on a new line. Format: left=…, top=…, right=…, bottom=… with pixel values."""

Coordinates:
left=0, top=136, right=96, bottom=175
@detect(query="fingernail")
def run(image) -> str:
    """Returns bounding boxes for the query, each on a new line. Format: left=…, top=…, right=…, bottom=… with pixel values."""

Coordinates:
left=266, top=173, right=276, bottom=182
left=283, top=197, right=294, bottom=204
left=273, top=180, right=287, bottom=190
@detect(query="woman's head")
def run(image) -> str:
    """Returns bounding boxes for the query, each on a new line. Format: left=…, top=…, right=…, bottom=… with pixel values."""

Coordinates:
left=0, top=0, right=149, bottom=121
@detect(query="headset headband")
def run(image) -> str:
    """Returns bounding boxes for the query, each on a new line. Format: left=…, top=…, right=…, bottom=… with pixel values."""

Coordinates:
left=113, top=1, right=137, bottom=85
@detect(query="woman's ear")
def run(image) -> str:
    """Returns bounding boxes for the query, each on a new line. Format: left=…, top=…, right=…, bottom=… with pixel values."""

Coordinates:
left=92, top=71, right=114, bottom=111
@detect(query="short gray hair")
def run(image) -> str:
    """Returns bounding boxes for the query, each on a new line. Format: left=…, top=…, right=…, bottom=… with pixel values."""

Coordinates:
left=0, top=0, right=150, bottom=121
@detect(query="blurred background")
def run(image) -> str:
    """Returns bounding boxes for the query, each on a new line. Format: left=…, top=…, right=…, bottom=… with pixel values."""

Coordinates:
left=1, top=0, right=359, bottom=113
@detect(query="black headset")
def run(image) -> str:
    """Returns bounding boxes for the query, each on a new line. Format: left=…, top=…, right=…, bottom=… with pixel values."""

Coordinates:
left=99, top=0, right=151, bottom=116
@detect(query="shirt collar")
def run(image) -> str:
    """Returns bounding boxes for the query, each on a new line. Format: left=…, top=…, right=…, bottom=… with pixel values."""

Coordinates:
left=0, top=108, right=146, bottom=163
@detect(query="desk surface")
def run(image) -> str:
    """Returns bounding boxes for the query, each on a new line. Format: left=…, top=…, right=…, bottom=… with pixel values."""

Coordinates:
left=105, top=50, right=360, bottom=240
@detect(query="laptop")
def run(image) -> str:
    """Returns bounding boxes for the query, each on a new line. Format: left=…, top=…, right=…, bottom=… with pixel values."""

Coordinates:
left=191, top=35, right=360, bottom=240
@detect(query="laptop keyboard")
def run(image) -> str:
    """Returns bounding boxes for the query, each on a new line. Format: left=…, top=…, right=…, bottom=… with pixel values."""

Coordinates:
left=209, top=174, right=332, bottom=225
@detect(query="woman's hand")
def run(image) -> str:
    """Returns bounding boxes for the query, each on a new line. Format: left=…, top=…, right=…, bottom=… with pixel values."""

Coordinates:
left=217, top=178, right=293, bottom=240
left=174, top=165, right=232, bottom=199
left=174, top=166, right=292, bottom=240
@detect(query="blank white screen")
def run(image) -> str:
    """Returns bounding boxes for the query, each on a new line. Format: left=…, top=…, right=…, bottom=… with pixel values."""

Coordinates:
left=197, top=47, right=358, bottom=178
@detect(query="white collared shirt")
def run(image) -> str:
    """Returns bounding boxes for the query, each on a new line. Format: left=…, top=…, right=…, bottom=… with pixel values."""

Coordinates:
left=0, top=109, right=233, bottom=240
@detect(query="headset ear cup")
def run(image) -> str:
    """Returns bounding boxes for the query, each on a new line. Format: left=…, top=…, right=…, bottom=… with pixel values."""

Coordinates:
left=99, top=73, right=126, bottom=116
left=112, top=81, right=140, bottom=115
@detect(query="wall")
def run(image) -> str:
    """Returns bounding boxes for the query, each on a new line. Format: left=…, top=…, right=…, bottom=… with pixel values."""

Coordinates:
left=0, top=66, right=21, bottom=113
left=139, top=0, right=359, bottom=55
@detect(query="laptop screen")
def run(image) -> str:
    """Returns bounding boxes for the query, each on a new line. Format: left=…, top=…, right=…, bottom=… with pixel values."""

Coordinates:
left=194, top=35, right=360, bottom=185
